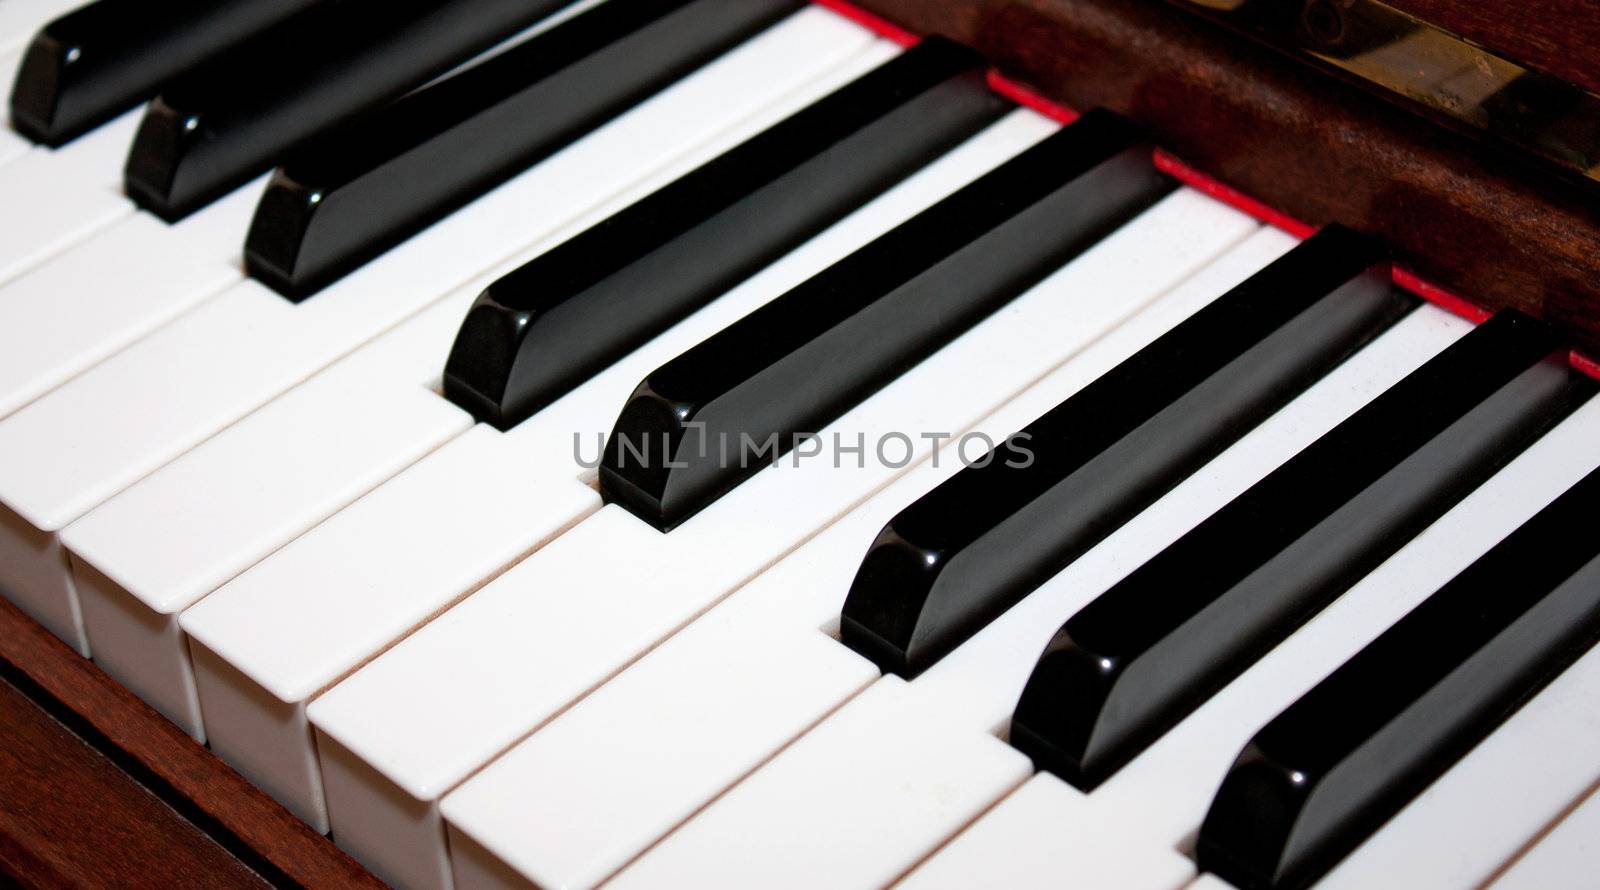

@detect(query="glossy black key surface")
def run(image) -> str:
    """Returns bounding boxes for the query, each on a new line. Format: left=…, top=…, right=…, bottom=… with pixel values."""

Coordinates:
left=246, top=0, right=803, bottom=300
left=9, top=0, right=322, bottom=147
left=1198, top=463, right=1600, bottom=890
left=598, top=110, right=1175, bottom=531
left=839, top=226, right=1415, bottom=678
left=124, top=0, right=569, bottom=222
left=1009, top=310, right=1594, bottom=790
left=443, top=37, right=1006, bottom=428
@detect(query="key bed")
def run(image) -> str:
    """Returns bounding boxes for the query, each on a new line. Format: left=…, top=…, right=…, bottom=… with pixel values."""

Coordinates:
left=0, top=2, right=1598, bottom=889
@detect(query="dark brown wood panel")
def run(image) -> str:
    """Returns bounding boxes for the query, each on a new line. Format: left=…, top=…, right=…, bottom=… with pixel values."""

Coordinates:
left=0, top=678, right=269, bottom=889
left=1401, top=0, right=1600, bottom=97
left=853, top=0, right=1600, bottom=356
left=0, top=598, right=383, bottom=890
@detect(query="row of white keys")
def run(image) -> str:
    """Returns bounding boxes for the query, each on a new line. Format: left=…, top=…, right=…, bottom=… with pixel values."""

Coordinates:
left=302, top=190, right=1259, bottom=890
left=602, top=304, right=1474, bottom=890
left=61, top=32, right=903, bottom=745
left=901, top=393, right=1600, bottom=890
left=0, top=0, right=81, bottom=54
left=0, top=6, right=879, bottom=655
left=435, top=227, right=1304, bottom=890
left=174, top=54, right=1043, bottom=836
left=1489, top=785, right=1600, bottom=889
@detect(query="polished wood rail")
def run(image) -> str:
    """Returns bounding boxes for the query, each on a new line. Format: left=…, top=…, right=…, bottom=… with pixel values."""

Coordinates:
left=0, top=596, right=382, bottom=888
left=854, top=0, right=1600, bottom=357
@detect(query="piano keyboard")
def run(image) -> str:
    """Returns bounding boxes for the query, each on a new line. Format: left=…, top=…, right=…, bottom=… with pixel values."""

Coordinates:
left=0, top=2, right=1597, bottom=889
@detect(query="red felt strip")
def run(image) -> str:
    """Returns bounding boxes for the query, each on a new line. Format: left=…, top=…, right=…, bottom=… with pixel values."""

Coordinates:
left=1153, top=150, right=1317, bottom=239
left=985, top=70, right=1080, bottom=124
left=809, top=0, right=919, bottom=46
left=1572, top=351, right=1600, bottom=381
left=1392, top=266, right=1494, bottom=323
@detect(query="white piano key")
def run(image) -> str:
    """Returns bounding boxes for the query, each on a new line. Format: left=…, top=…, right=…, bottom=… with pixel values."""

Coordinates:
left=604, top=306, right=1471, bottom=890
left=621, top=675, right=1036, bottom=890
left=1314, top=639, right=1600, bottom=890
left=1489, top=785, right=1600, bottom=890
left=904, top=392, right=1600, bottom=889
left=892, top=774, right=1195, bottom=890
left=441, top=620, right=878, bottom=890
left=0, top=110, right=139, bottom=288
left=0, top=177, right=265, bottom=421
left=0, top=0, right=81, bottom=54
left=62, top=286, right=479, bottom=740
left=437, top=228, right=1303, bottom=890
left=0, top=7, right=878, bottom=657
left=308, top=193, right=1259, bottom=890
left=178, top=104, right=1059, bottom=834
left=2, top=49, right=30, bottom=166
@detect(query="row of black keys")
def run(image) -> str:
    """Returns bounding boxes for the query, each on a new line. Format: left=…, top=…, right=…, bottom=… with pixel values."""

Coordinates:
left=17, top=4, right=1600, bottom=887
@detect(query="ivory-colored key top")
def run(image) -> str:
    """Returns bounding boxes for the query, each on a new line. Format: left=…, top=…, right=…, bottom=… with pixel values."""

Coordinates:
left=63, top=287, right=480, bottom=740
left=0, top=177, right=266, bottom=421
left=619, top=676, right=1036, bottom=890
left=894, top=774, right=1195, bottom=890
left=0, top=110, right=140, bottom=291
left=0, top=0, right=83, bottom=54
left=1488, top=786, right=1600, bottom=889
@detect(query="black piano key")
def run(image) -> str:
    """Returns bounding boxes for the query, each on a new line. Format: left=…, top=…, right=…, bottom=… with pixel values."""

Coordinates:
left=1008, top=310, right=1595, bottom=790
left=9, top=0, right=322, bottom=147
left=599, top=110, right=1176, bottom=532
left=443, top=36, right=1006, bottom=429
left=1197, top=463, right=1600, bottom=890
left=245, top=0, right=804, bottom=300
left=839, top=226, right=1415, bottom=678
left=123, top=0, right=569, bottom=222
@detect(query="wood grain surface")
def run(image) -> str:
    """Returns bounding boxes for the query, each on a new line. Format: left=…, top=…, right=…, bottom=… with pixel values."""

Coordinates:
left=853, top=0, right=1600, bottom=356
left=0, top=597, right=383, bottom=889
left=0, top=677, right=269, bottom=888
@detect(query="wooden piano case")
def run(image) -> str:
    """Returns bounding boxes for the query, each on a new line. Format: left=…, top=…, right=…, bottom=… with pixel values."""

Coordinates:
left=2, top=0, right=1597, bottom=886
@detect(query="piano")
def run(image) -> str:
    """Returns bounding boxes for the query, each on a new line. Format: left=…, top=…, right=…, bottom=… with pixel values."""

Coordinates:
left=0, top=0, right=1597, bottom=887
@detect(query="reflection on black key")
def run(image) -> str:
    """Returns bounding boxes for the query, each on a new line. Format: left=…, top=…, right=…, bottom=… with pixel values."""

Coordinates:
left=10, top=0, right=321, bottom=147
left=246, top=0, right=803, bottom=300
left=444, top=37, right=1005, bottom=429
left=839, top=226, right=1414, bottom=678
left=124, top=0, right=569, bottom=221
left=599, top=110, right=1175, bottom=531
left=1009, top=310, right=1594, bottom=790
left=1198, top=463, right=1600, bottom=890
